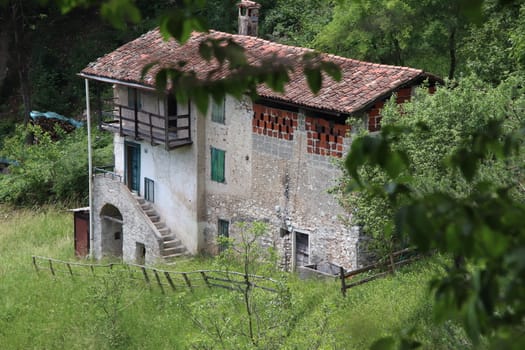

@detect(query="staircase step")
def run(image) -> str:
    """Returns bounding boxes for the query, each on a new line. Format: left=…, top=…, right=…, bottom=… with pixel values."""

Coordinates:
left=163, top=239, right=181, bottom=248
left=162, top=252, right=187, bottom=259
left=148, top=215, right=161, bottom=223
left=162, top=245, right=186, bottom=254
left=158, top=227, right=170, bottom=236
left=144, top=209, right=156, bottom=216
left=155, top=222, right=166, bottom=229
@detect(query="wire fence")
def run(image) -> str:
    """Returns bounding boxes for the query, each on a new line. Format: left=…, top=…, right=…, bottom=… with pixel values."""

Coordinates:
left=32, top=256, right=282, bottom=295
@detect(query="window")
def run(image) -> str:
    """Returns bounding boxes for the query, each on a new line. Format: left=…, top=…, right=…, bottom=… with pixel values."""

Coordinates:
left=218, top=219, right=230, bottom=252
left=127, top=87, right=142, bottom=109
left=144, top=177, right=154, bottom=203
left=211, top=97, right=225, bottom=124
left=211, top=147, right=225, bottom=183
left=167, top=94, right=177, bottom=129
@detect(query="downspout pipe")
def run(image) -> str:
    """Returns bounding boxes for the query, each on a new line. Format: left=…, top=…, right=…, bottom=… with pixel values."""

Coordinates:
left=85, top=78, right=94, bottom=258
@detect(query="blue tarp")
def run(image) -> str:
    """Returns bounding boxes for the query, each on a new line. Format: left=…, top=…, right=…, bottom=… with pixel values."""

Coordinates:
left=0, top=157, right=18, bottom=166
left=30, top=111, right=84, bottom=128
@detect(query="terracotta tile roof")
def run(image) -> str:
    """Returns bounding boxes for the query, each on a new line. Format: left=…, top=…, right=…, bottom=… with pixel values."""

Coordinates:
left=81, top=28, right=435, bottom=115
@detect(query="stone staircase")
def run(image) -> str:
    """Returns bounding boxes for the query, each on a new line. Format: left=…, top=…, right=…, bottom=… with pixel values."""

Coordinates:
left=133, top=194, right=187, bottom=262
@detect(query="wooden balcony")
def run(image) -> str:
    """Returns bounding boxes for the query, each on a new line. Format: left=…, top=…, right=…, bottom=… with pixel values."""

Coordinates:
left=101, top=102, right=192, bottom=150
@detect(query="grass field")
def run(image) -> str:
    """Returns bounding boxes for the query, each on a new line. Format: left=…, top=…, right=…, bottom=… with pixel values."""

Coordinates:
left=0, top=205, right=471, bottom=349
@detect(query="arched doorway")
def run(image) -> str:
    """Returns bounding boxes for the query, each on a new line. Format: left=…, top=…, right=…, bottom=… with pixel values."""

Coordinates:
left=100, top=204, right=123, bottom=257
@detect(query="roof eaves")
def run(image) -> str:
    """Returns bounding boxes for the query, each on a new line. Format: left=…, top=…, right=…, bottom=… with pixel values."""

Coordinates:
left=350, top=71, right=438, bottom=114
left=78, top=72, right=156, bottom=91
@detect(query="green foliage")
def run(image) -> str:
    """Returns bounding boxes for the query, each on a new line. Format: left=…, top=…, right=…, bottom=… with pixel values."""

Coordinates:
left=261, top=0, right=334, bottom=47
left=339, top=76, right=524, bottom=255
left=343, top=74, right=525, bottom=347
left=313, top=0, right=458, bottom=77
left=88, top=270, right=134, bottom=349
left=28, top=7, right=145, bottom=116
left=459, top=1, right=523, bottom=84
left=0, top=125, right=112, bottom=205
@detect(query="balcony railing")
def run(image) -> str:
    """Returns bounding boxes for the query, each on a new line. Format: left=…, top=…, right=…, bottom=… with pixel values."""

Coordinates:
left=94, top=166, right=122, bottom=182
left=100, top=101, right=192, bottom=150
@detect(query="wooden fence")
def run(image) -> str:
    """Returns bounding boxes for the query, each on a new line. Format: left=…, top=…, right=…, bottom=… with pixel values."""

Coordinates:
left=32, top=256, right=281, bottom=294
left=339, top=248, right=423, bottom=296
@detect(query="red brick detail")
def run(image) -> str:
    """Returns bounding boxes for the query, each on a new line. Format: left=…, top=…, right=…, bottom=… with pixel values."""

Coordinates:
left=252, top=103, right=297, bottom=141
left=397, top=87, right=412, bottom=98
left=305, top=115, right=348, bottom=158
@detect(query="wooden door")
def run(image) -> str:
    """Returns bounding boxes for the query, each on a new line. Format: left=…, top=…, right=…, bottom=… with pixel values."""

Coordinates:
left=74, top=211, right=89, bottom=257
left=125, top=142, right=141, bottom=193
left=295, top=232, right=309, bottom=268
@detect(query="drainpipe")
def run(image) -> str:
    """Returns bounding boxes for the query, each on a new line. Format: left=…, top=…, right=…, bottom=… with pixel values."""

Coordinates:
left=85, top=79, right=94, bottom=259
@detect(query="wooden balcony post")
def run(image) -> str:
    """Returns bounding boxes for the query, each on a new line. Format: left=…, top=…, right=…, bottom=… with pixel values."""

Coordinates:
left=164, top=95, right=169, bottom=150
left=133, top=88, right=139, bottom=139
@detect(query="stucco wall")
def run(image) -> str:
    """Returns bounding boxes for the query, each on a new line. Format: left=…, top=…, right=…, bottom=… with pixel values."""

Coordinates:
left=112, top=89, right=202, bottom=254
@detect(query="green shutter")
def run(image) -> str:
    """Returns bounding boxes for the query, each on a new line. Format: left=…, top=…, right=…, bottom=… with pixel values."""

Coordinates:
left=211, top=98, right=225, bottom=124
left=211, top=147, right=225, bottom=182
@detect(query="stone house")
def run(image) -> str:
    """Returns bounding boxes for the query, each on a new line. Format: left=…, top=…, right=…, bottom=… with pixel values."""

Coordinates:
left=79, top=2, right=438, bottom=269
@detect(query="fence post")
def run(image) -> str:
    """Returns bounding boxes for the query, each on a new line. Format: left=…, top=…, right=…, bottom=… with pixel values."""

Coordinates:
left=200, top=271, right=211, bottom=288
left=389, top=253, right=396, bottom=274
left=164, top=271, right=176, bottom=291
left=153, top=269, right=165, bottom=294
left=182, top=273, right=193, bottom=291
left=339, top=266, right=346, bottom=297
left=49, top=259, right=55, bottom=276
left=141, top=266, right=151, bottom=289
left=66, top=263, right=73, bottom=276
left=32, top=256, right=39, bottom=273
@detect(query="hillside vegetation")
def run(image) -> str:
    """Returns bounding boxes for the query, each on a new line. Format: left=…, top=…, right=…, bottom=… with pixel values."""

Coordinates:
left=0, top=205, right=471, bottom=349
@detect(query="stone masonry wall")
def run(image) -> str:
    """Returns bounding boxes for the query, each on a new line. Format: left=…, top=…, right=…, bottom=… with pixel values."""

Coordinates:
left=204, top=101, right=359, bottom=270
left=93, top=175, right=163, bottom=264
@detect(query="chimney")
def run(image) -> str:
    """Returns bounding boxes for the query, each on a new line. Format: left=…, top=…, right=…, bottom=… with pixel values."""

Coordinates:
left=237, top=0, right=260, bottom=36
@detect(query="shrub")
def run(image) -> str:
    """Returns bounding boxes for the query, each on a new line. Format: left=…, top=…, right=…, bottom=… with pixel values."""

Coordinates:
left=0, top=124, right=112, bottom=205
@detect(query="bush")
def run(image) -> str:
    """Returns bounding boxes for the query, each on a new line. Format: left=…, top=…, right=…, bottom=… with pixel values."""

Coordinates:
left=0, top=125, right=112, bottom=205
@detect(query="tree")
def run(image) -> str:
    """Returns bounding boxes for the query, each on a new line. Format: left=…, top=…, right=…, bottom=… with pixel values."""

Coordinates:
left=261, top=0, right=333, bottom=47
left=0, top=0, right=39, bottom=125
left=344, top=74, right=525, bottom=348
left=313, top=0, right=482, bottom=79
left=459, top=0, right=524, bottom=84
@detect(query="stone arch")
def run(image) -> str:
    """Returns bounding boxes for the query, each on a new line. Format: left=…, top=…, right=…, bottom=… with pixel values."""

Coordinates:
left=100, top=203, right=123, bottom=257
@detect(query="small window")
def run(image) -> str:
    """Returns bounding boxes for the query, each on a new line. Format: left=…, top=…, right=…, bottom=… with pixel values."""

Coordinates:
left=136, top=242, right=146, bottom=265
left=167, top=94, right=178, bottom=130
left=218, top=219, right=230, bottom=252
left=211, top=97, right=225, bottom=124
left=127, top=87, right=142, bottom=109
left=144, top=177, right=154, bottom=203
left=211, top=147, right=225, bottom=183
